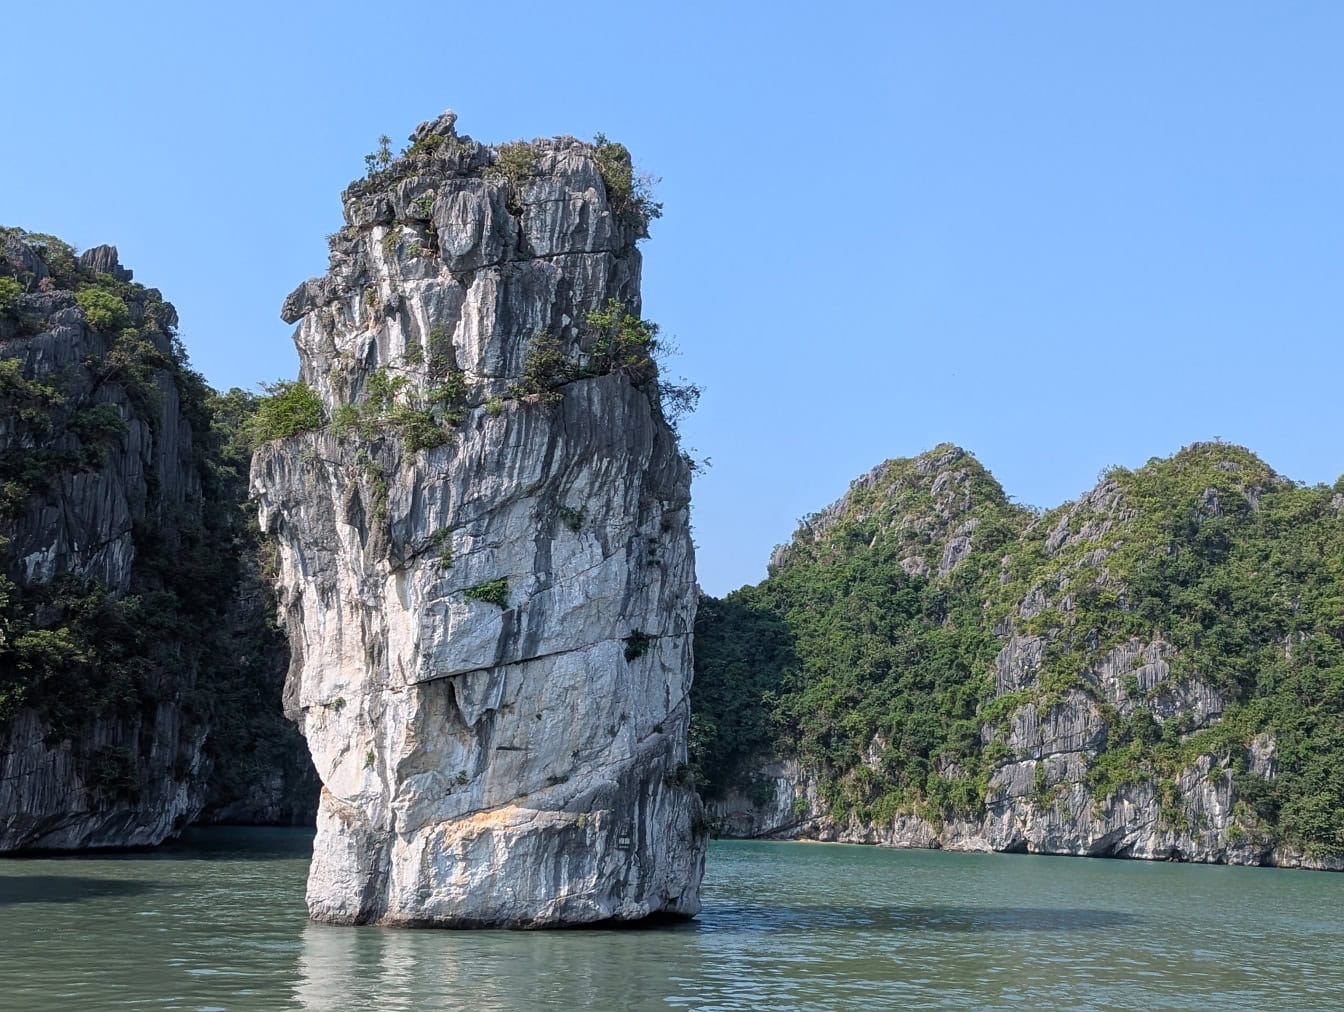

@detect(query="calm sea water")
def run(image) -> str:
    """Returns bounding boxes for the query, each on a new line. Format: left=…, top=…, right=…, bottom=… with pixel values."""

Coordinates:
left=1, top=829, right=1341, bottom=1010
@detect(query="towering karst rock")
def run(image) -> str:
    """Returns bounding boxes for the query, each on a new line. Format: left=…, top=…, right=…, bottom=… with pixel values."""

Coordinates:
left=252, top=112, right=706, bottom=925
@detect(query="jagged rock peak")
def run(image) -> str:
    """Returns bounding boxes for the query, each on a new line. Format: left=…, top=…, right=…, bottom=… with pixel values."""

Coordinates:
left=769, top=443, right=1020, bottom=576
left=411, top=108, right=459, bottom=142
left=252, top=115, right=704, bottom=927
left=283, top=113, right=658, bottom=329
left=77, top=245, right=132, bottom=282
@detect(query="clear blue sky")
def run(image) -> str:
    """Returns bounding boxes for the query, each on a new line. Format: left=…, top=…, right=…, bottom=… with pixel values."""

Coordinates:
left=4, top=2, right=1341, bottom=595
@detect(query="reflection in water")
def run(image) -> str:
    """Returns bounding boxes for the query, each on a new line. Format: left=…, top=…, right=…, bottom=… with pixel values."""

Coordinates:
left=295, top=920, right=705, bottom=1010
left=2, top=830, right=1344, bottom=1011
left=294, top=923, right=363, bottom=1010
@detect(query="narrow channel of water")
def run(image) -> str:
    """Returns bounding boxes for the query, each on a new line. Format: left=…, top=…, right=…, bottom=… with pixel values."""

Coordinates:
left=1, top=828, right=1340, bottom=1009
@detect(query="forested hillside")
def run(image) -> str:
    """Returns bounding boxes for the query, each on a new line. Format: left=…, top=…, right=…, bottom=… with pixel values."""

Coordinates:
left=693, top=442, right=1344, bottom=865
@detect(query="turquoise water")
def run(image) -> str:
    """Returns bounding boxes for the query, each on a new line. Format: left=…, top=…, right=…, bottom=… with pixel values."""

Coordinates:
left=1, top=829, right=1341, bottom=1009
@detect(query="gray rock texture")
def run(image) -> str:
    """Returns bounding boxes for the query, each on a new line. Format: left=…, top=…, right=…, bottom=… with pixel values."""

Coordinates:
left=0, top=232, right=316, bottom=848
left=253, top=112, right=706, bottom=926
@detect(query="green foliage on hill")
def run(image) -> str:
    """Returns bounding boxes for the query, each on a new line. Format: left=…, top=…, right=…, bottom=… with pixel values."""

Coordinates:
left=688, top=592, right=796, bottom=791
left=74, top=286, right=131, bottom=332
left=0, top=267, right=183, bottom=517
left=693, top=442, right=1344, bottom=854
left=1, top=313, right=237, bottom=738
left=1, top=237, right=214, bottom=735
left=1031, top=446, right=1344, bottom=850
left=0, top=360, right=119, bottom=516
left=694, top=446, right=1030, bottom=822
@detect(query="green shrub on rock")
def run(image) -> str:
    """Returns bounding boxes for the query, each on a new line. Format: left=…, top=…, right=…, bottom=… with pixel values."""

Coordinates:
left=511, top=332, right=573, bottom=402
left=464, top=578, right=509, bottom=609
left=0, top=276, right=22, bottom=315
left=592, top=134, right=662, bottom=235
left=624, top=630, right=653, bottom=662
left=75, top=287, right=131, bottom=332
left=245, top=381, right=324, bottom=445
left=490, top=141, right=537, bottom=186
left=586, top=299, right=658, bottom=377
left=388, top=405, right=449, bottom=452
left=558, top=505, right=586, bottom=533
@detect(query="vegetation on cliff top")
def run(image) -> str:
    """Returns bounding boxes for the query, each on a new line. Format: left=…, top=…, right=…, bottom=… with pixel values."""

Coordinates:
left=249, top=119, right=688, bottom=462
left=356, top=119, right=662, bottom=238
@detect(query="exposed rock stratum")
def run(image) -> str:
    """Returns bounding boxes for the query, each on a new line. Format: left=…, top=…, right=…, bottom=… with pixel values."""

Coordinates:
left=253, top=112, right=706, bottom=926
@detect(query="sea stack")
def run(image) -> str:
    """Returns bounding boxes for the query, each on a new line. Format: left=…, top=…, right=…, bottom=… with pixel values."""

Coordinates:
left=252, top=111, right=706, bottom=926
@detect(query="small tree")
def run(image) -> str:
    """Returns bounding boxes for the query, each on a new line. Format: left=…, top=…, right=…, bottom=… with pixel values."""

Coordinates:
left=365, top=134, right=396, bottom=177
left=511, top=332, right=573, bottom=402
left=75, top=288, right=131, bottom=332
left=586, top=299, right=657, bottom=378
left=490, top=141, right=537, bottom=185
left=0, top=277, right=22, bottom=315
left=592, top=134, right=663, bottom=235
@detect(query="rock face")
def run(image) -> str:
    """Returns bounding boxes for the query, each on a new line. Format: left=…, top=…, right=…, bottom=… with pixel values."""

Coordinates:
left=0, top=230, right=317, bottom=848
left=252, top=112, right=706, bottom=926
left=197, top=545, right=321, bottom=827
left=0, top=235, right=209, bottom=849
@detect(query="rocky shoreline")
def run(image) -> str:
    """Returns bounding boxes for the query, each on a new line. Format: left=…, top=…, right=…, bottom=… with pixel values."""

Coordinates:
left=708, top=757, right=1344, bottom=871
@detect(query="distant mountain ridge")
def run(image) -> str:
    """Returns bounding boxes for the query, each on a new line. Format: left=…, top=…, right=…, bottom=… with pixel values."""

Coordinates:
left=693, top=442, right=1344, bottom=869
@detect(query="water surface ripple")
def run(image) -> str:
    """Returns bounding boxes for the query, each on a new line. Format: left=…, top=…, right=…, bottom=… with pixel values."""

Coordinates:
left=1, top=829, right=1341, bottom=1009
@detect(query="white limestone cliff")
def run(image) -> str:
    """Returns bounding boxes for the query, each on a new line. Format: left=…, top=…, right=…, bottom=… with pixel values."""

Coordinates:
left=253, top=112, right=706, bottom=925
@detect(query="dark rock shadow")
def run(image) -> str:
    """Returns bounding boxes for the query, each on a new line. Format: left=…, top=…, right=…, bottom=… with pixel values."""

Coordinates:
left=1, top=826, right=315, bottom=863
left=701, top=903, right=1142, bottom=933
left=149, top=826, right=316, bottom=862
left=0, top=874, right=156, bottom=906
